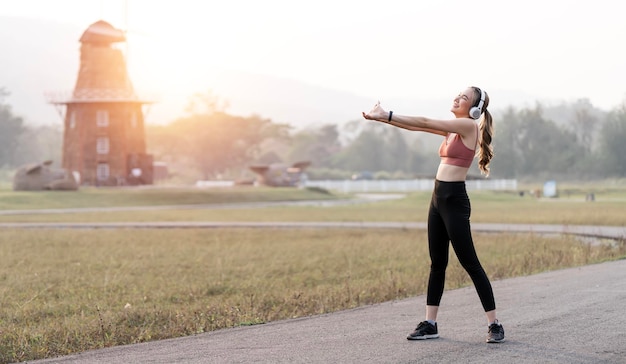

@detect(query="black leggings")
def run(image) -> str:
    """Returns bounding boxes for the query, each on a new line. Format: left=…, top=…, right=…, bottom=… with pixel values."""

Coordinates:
left=426, top=180, right=496, bottom=312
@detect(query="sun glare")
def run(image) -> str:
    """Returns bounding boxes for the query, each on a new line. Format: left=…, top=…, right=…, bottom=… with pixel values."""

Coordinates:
left=121, top=2, right=297, bottom=98
left=4, top=0, right=626, bottom=118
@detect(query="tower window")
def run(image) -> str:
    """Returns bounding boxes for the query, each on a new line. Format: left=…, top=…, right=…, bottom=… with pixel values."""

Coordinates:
left=97, top=163, right=109, bottom=181
left=96, top=110, right=109, bottom=127
left=96, top=137, right=109, bottom=154
left=69, top=111, right=76, bottom=129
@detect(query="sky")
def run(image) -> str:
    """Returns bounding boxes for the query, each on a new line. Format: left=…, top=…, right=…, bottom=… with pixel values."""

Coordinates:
left=2, top=0, right=626, bottom=124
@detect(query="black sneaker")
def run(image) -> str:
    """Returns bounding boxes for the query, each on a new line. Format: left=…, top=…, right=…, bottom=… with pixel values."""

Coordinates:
left=486, top=322, right=505, bottom=343
left=407, top=321, right=439, bottom=340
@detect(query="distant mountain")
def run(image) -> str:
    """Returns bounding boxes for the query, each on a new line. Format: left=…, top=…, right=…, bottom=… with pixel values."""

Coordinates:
left=208, top=70, right=456, bottom=129
left=1, top=16, right=593, bottom=130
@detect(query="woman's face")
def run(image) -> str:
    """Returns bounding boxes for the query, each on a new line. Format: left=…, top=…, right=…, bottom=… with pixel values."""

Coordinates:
left=450, top=87, right=476, bottom=118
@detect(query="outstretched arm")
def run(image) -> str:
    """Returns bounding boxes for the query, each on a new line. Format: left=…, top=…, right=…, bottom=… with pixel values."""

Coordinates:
left=362, top=102, right=475, bottom=137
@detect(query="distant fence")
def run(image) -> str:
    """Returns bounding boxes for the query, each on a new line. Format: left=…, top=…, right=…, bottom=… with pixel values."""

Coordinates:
left=195, top=179, right=518, bottom=193
left=304, top=179, right=518, bottom=193
left=195, top=180, right=235, bottom=188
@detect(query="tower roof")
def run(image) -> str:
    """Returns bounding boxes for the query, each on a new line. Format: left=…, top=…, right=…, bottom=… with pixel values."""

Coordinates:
left=79, top=20, right=126, bottom=44
left=45, top=19, right=156, bottom=106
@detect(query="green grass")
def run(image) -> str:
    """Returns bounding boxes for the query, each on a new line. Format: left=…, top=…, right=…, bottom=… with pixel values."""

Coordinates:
left=0, top=188, right=626, bottom=226
left=1, top=185, right=626, bottom=363
left=0, top=186, right=337, bottom=210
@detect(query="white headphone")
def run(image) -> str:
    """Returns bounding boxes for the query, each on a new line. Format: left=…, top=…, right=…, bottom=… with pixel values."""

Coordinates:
left=469, top=87, right=486, bottom=119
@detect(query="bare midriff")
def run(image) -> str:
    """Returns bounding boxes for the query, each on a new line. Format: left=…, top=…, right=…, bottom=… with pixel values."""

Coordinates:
left=435, top=163, right=470, bottom=182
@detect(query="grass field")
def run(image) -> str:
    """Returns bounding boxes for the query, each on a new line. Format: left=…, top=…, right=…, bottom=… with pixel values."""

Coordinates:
left=0, top=186, right=337, bottom=211
left=1, top=185, right=625, bottom=363
left=1, top=186, right=626, bottom=226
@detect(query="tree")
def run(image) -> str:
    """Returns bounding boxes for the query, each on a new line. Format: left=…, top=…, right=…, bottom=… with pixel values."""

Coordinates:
left=597, top=102, right=626, bottom=176
left=332, top=123, right=421, bottom=174
left=570, top=99, right=598, bottom=155
left=288, top=124, right=341, bottom=168
left=491, top=104, right=586, bottom=179
left=333, top=127, right=385, bottom=171
left=13, top=125, right=63, bottom=167
left=0, top=88, right=26, bottom=167
left=147, top=89, right=293, bottom=181
left=147, top=105, right=290, bottom=181
left=490, top=106, right=522, bottom=178
left=184, top=89, right=230, bottom=115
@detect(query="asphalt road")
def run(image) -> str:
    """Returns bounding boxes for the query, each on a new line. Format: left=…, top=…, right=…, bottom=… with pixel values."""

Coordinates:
left=31, top=258, right=626, bottom=364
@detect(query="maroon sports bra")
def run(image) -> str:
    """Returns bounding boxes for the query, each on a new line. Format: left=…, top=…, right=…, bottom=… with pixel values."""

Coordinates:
left=438, top=125, right=478, bottom=168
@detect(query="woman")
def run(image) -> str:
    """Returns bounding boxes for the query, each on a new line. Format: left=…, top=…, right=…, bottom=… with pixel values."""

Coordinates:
left=362, top=86, right=505, bottom=343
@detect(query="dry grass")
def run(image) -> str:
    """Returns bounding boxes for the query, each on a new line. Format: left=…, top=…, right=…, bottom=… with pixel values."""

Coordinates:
left=1, top=228, right=624, bottom=363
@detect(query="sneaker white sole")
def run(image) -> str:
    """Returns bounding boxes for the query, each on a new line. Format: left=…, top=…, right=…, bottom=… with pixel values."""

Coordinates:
left=407, top=334, right=440, bottom=340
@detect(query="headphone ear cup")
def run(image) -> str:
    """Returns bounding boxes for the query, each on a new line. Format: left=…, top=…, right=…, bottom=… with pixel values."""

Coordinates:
left=469, top=87, right=486, bottom=119
left=469, top=106, right=481, bottom=119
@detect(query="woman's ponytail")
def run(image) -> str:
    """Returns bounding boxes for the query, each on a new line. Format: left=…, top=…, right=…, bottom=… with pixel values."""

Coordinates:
left=478, top=109, right=494, bottom=176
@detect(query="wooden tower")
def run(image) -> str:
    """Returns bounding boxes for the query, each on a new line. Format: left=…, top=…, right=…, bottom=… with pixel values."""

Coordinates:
left=48, top=20, right=153, bottom=186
